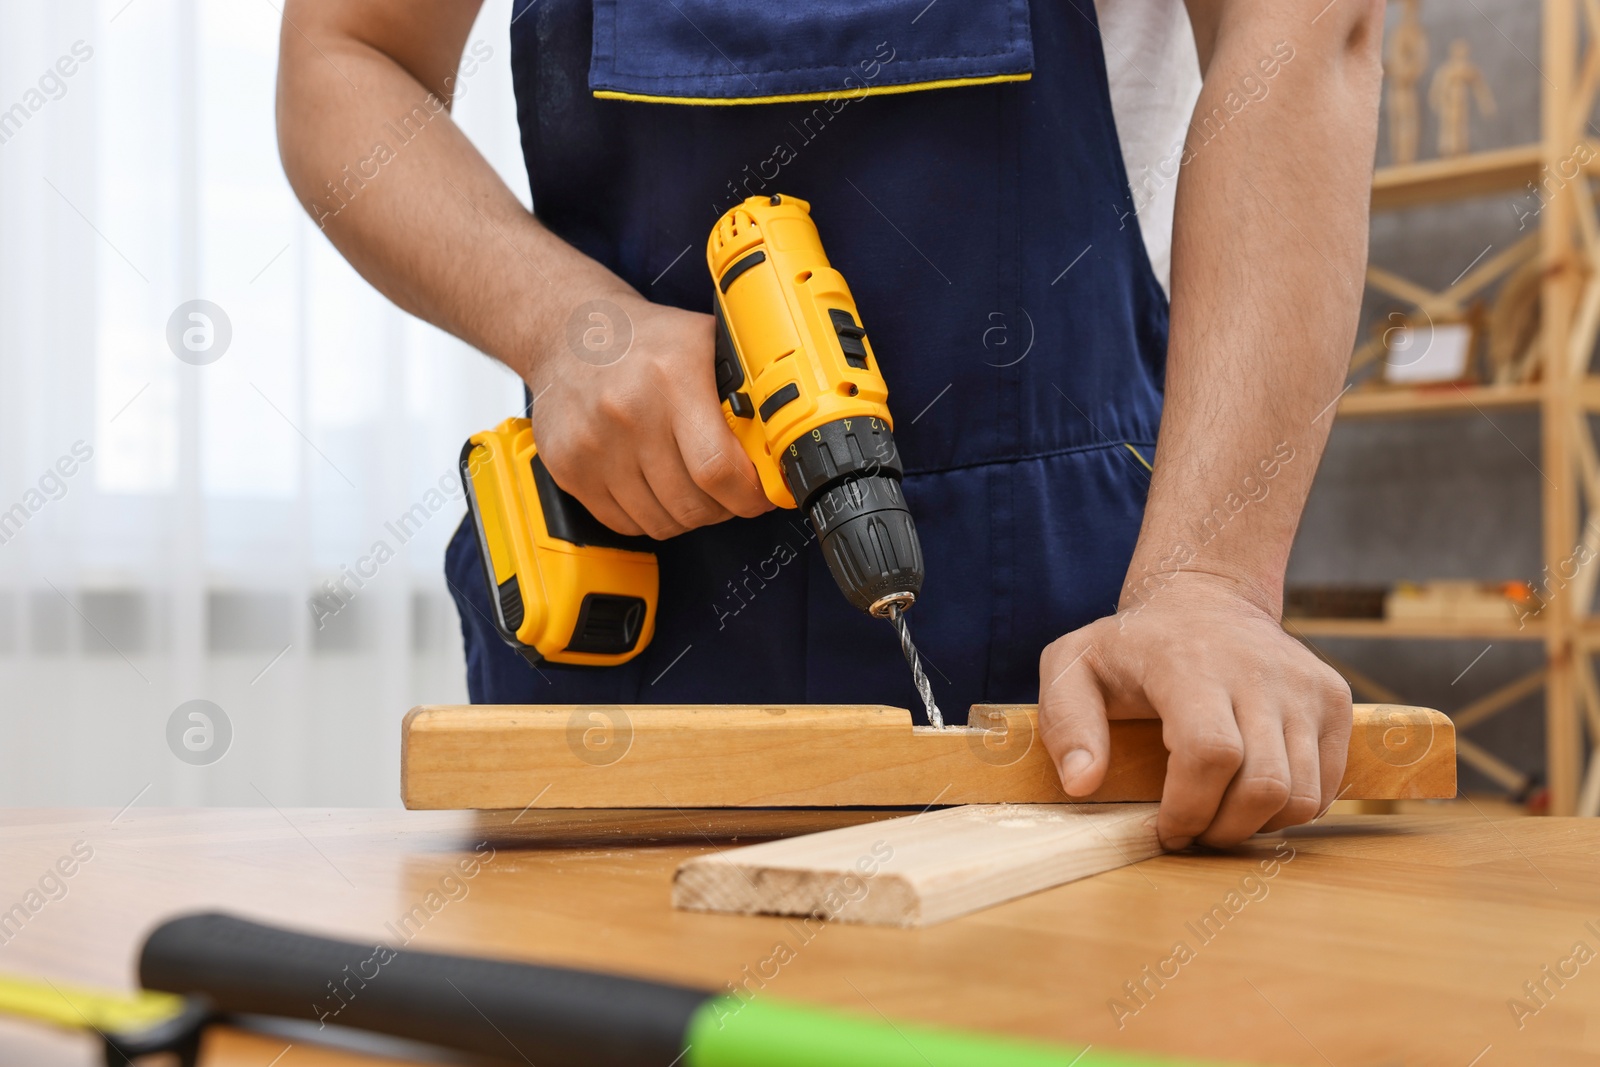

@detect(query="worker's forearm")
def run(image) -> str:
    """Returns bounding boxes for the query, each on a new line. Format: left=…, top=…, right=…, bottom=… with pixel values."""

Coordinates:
left=275, top=16, right=632, bottom=383
left=1124, top=1, right=1383, bottom=616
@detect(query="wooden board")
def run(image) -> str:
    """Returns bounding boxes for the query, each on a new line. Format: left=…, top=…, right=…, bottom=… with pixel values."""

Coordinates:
left=673, top=802, right=1162, bottom=927
left=401, top=703, right=1455, bottom=809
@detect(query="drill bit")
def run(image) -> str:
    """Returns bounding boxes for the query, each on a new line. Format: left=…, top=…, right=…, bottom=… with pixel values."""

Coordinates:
left=887, top=602, right=943, bottom=728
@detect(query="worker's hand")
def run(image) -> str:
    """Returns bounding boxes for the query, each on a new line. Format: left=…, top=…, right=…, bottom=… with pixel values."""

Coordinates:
left=528, top=295, right=773, bottom=539
left=1037, top=575, right=1352, bottom=850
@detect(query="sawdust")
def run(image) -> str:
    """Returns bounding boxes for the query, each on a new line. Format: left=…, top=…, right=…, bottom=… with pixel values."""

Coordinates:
left=971, top=804, right=1072, bottom=828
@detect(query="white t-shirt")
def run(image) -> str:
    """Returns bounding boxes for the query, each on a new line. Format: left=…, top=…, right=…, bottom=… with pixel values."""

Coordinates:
left=1094, top=0, right=1203, bottom=297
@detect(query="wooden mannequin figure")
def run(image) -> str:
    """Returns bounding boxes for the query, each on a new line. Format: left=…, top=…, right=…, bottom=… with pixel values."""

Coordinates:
left=1385, top=0, right=1428, bottom=165
left=1430, top=39, right=1496, bottom=158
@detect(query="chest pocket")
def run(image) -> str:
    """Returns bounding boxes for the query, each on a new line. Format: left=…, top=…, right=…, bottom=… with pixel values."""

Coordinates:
left=589, top=0, right=1033, bottom=105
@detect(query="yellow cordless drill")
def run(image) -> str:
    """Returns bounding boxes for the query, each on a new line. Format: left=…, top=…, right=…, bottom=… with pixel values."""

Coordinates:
left=460, top=194, right=941, bottom=724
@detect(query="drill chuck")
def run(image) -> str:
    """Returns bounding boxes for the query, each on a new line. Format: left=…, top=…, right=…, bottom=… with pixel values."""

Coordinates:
left=781, top=417, right=925, bottom=616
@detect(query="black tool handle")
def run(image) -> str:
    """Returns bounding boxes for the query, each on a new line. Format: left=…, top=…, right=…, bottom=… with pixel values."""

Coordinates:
left=139, top=913, right=709, bottom=1066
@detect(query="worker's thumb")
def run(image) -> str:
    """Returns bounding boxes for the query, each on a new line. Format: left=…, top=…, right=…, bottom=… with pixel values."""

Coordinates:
left=1037, top=637, right=1110, bottom=797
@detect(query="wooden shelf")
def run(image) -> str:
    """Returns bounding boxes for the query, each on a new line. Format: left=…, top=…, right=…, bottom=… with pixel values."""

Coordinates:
left=1337, top=383, right=1543, bottom=418
left=1371, top=144, right=1546, bottom=212
left=1334, top=381, right=1600, bottom=418
left=1283, top=616, right=1545, bottom=641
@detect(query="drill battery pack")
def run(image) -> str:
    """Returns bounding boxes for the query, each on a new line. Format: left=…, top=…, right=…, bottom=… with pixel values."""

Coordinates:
left=459, top=418, right=658, bottom=666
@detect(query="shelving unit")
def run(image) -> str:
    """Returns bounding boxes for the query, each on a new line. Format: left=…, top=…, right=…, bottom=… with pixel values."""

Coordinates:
left=1290, top=1, right=1600, bottom=815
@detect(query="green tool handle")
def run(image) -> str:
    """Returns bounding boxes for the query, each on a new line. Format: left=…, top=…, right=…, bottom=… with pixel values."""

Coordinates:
left=686, top=997, right=1196, bottom=1067
left=139, top=912, right=1214, bottom=1067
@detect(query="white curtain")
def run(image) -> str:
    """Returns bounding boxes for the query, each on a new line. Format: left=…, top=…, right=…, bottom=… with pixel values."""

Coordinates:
left=0, top=0, right=529, bottom=805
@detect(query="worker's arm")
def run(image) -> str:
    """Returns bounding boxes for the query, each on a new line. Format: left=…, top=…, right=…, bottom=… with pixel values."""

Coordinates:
left=274, top=0, right=769, bottom=538
left=1039, top=0, right=1382, bottom=848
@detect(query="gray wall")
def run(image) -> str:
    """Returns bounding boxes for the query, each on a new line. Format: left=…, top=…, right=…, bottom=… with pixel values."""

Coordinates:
left=1288, top=0, right=1561, bottom=792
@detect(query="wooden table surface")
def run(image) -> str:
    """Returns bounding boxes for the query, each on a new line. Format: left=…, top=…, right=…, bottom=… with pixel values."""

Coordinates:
left=0, top=807, right=1595, bottom=1067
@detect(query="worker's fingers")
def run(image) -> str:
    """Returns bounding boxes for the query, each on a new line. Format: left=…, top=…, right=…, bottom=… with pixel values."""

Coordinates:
left=1037, top=638, right=1111, bottom=797
left=1314, top=695, right=1353, bottom=817
left=577, top=485, right=646, bottom=539
left=671, top=406, right=772, bottom=519
left=1196, top=701, right=1294, bottom=848
left=1258, top=716, right=1323, bottom=834
left=638, top=439, right=735, bottom=531
left=608, top=468, right=687, bottom=541
left=1155, top=687, right=1243, bottom=851
left=536, top=445, right=649, bottom=539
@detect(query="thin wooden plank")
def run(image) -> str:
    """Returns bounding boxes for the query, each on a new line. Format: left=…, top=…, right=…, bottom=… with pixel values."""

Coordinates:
left=672, top=802, right=1163, bottom=927
left=400, top=703, right=1455, bottom=809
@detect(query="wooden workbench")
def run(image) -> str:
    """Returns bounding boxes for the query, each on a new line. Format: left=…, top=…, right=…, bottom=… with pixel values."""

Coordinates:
left=0, top=807, right=1594, bottom=1065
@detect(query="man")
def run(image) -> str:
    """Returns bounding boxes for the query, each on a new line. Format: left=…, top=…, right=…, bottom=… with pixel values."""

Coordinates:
left=277, top=0, right=1382, bottom=850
